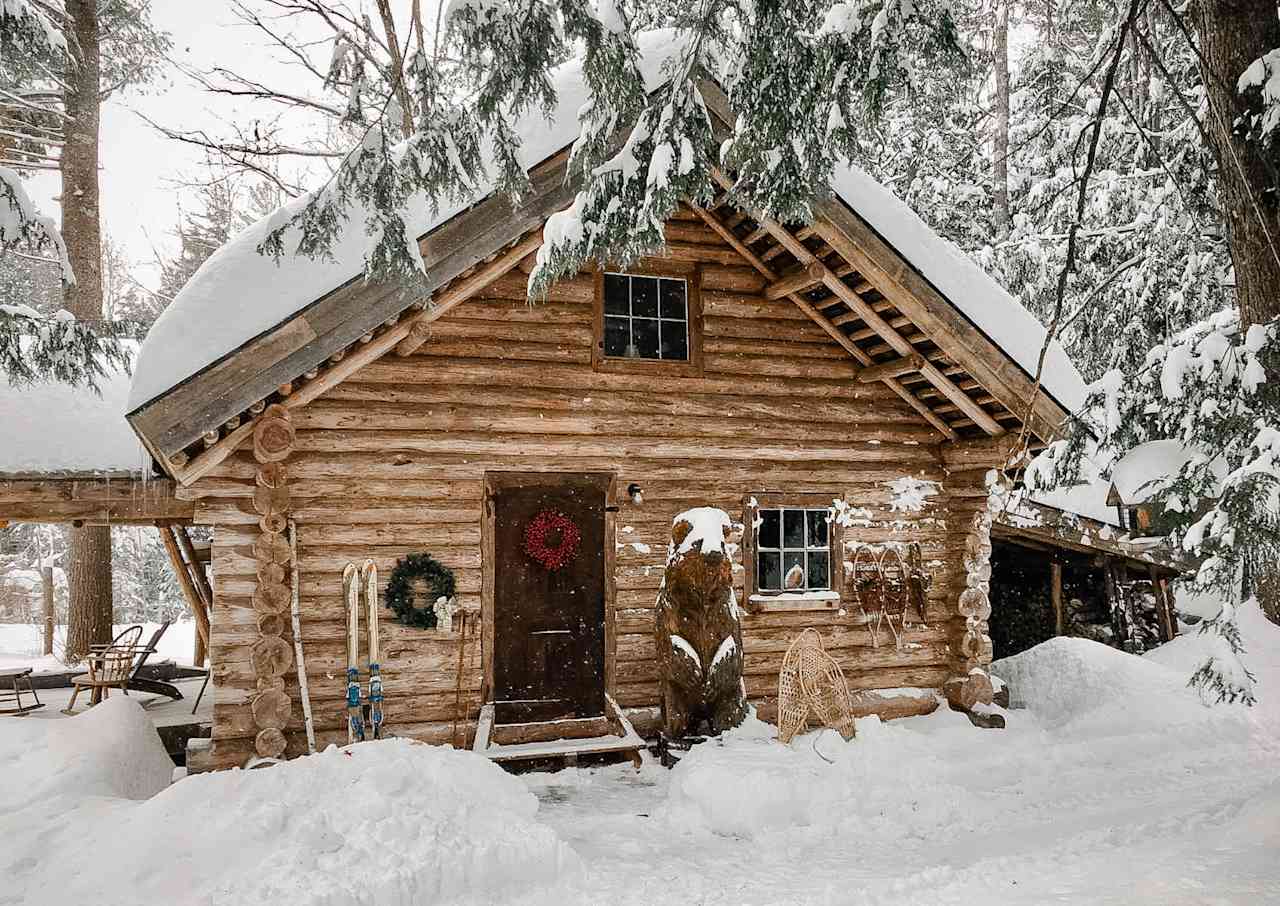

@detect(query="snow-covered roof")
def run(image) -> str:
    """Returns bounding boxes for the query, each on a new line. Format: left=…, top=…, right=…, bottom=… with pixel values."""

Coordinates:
left=1029, top=479, right=1121, bottom=527
left=0, top=349, right=149, bottom=476
left=128, top=31, right=1086, bottom=422
left=1108, top=440, right=1207, bottom=505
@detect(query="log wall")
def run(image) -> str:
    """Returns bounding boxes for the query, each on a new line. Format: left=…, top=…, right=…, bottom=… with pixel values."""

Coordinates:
left=187, top=213, right=996, bottom=769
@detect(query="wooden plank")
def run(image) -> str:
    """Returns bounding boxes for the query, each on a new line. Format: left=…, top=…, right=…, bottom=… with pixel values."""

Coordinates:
left=856, top=353, right=926, bottom=384
left=764, top=261, right=825, bottom=299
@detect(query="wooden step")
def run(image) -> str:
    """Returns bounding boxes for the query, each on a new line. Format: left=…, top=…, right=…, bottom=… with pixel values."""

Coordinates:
left=473, top=696, right=647, bottom=768
left=490, top=715, right=610, bottom=746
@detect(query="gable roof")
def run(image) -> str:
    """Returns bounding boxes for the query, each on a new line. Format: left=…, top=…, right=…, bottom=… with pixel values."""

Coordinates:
left=127, top=31, right=1087, bottom=479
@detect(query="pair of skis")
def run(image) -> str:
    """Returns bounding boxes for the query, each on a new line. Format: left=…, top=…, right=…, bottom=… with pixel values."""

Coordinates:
left=344, top=560, right=383, bottom=743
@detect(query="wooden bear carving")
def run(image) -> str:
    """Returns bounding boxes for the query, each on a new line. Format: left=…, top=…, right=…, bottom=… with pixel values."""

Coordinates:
left=655, top=507, right=747, bottom=739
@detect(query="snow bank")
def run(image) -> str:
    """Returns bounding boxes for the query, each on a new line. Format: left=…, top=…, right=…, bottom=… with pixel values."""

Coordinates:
left=991, top=636, right=1233, bottom=731
left=0, top=344, right=146, bottom=474
left=662, top=710, right=983, bottom=840
left=1144, top=597, right=1280, bottom=717
left=1, top=737, right=576, bottom=906
left=0, top=696, right=173, bottom=813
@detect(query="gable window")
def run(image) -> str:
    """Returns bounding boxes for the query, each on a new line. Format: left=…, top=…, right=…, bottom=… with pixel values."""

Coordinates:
left=593, top=261, right=702, bottom=376
left=603, top=273, right=689, bottom=361
left=755, top=507, right=832, bottom=593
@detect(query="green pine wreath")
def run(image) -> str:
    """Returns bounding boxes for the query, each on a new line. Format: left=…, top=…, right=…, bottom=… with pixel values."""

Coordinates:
left=385, top=553, right=456, bottom=629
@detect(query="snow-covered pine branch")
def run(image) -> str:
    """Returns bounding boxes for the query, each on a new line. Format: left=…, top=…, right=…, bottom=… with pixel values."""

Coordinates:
left=1028, top=307, right=1280, bottom=704
left=257, top=1, right=963, bottom=299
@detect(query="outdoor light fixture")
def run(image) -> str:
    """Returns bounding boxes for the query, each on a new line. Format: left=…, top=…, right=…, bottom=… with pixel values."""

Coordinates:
left=627, top=483, right=644, bottom=505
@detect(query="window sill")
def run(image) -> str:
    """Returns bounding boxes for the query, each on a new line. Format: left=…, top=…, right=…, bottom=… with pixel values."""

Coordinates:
left=746, top=591, right=842, bottom=613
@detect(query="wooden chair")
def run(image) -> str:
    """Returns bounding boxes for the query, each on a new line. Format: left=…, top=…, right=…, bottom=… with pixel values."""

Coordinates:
left=64, top=625, right=143, bottom=713
left=123, top=621, right=183, bottom=701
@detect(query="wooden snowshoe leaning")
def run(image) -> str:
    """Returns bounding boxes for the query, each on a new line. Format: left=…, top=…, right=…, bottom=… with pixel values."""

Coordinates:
left=777, top=629, right=856, bottom=744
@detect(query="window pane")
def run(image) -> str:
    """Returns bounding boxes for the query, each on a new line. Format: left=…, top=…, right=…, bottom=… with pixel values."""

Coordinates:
left=632, top=318, right=660, bottom=358
left=757, top=552, right=780, bottom=590
left=807, top=510, right=828, bottom=547
left=807, top=551, right=830, bottom=589
left=660, top=321, right=688, bottom=360
left=604, top=274, right=630, bottom=315
left=631, top=276, right=659, bottom=317
left=660, top=279, right=687, bottom=319
left=758, top=509, right=780, bottom=548
left=783, top=551, right=805, bottom=588
left=783, top=509, right=805, bottom=548
left=604, top=316, right=629, bottom=356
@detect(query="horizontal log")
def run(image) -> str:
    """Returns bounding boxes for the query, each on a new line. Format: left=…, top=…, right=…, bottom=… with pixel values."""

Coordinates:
left=764, top=261, right=826, bottom=299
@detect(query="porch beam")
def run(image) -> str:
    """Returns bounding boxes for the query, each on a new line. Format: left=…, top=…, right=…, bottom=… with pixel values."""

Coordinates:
left=763, top=261, right=825, bottom=299
left=855, top=353, right=926, bottom=384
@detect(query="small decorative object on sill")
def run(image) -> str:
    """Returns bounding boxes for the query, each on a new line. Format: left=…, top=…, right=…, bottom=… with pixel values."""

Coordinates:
left=850, top=542, right=932, bottom=648
left=777, top=629, right=855, bottom=744
left=386, top=553, right=456, bottom=629
left=523, top=509, right=582, bottom=571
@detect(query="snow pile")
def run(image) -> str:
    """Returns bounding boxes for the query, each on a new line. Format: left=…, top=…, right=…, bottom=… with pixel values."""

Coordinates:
left=990, top=635, right=1250, bottom=734
left=0, top=343, right=146, bottom=474
left=0, top=696, right=173, bottom=813
left=1, top=736, right=577, bottom=906
left=662, top=711, right=982, bottom=840
left=1145, top=597, right=1280, bottom=715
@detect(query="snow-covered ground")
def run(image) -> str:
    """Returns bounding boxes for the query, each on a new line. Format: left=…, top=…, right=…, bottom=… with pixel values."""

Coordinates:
left=2, top=605, right=1277, bottom=906
left=0, top=620, right=197, bottom=671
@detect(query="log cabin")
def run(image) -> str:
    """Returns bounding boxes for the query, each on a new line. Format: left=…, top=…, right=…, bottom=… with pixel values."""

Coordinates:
left=119, top=33, right=1099, bottom=771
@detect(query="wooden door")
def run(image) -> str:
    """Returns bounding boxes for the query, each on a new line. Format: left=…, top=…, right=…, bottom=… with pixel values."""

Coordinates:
left=491, top=475, right=607, bottom=723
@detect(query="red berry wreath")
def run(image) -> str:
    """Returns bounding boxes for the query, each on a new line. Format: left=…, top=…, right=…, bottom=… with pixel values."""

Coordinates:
left=523, top=509, right=582, bottom=571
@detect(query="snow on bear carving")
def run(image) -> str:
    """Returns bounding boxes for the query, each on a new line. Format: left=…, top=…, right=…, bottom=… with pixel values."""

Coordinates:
left=654, top=507, right=748, bottom=739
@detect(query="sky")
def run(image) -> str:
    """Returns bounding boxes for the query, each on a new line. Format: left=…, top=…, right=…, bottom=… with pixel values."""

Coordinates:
left=25, top=1, right=408, bottom=289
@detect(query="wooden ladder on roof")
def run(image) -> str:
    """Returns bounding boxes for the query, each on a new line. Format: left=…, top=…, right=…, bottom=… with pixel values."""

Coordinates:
left=473, top=694, right=647, bottom=769
left=158, top=522, right=213, bottom=666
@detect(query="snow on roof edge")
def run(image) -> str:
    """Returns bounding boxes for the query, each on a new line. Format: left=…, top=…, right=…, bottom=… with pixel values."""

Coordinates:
left=130, top=31, right=1088, bottom=424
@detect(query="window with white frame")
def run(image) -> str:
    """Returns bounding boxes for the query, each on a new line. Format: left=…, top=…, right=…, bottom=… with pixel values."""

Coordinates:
left=755, top=507, right=832, bottom=592
left=602, top=273, right=689, bottom=361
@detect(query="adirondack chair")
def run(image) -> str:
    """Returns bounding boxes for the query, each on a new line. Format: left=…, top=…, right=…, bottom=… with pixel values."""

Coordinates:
left=124, top=621, right=183, bottom=701
left=64, top=625, right=144, bottom=712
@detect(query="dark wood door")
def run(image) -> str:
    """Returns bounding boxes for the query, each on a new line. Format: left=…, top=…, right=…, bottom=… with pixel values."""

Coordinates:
left=492, top=476, right=606, bottom=723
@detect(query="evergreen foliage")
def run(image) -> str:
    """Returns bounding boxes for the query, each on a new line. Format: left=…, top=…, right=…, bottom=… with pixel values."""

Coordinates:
left=0, top=0, right=168, bottom=389
left=1028, top=307, right=1279, bottom=703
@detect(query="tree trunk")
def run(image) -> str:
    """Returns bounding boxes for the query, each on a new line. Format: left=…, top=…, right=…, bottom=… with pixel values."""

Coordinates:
left=41, top=565, right=55, bottom=656
left=1194, top=0, right=1280, bottom=627
left=61, top=1, right=114, bottom=661
left=993, top=0, right=1011, bottom=239
left=1194, top=0, right=1280, bottom=328
left=64, top=525, right=113, bottom=663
